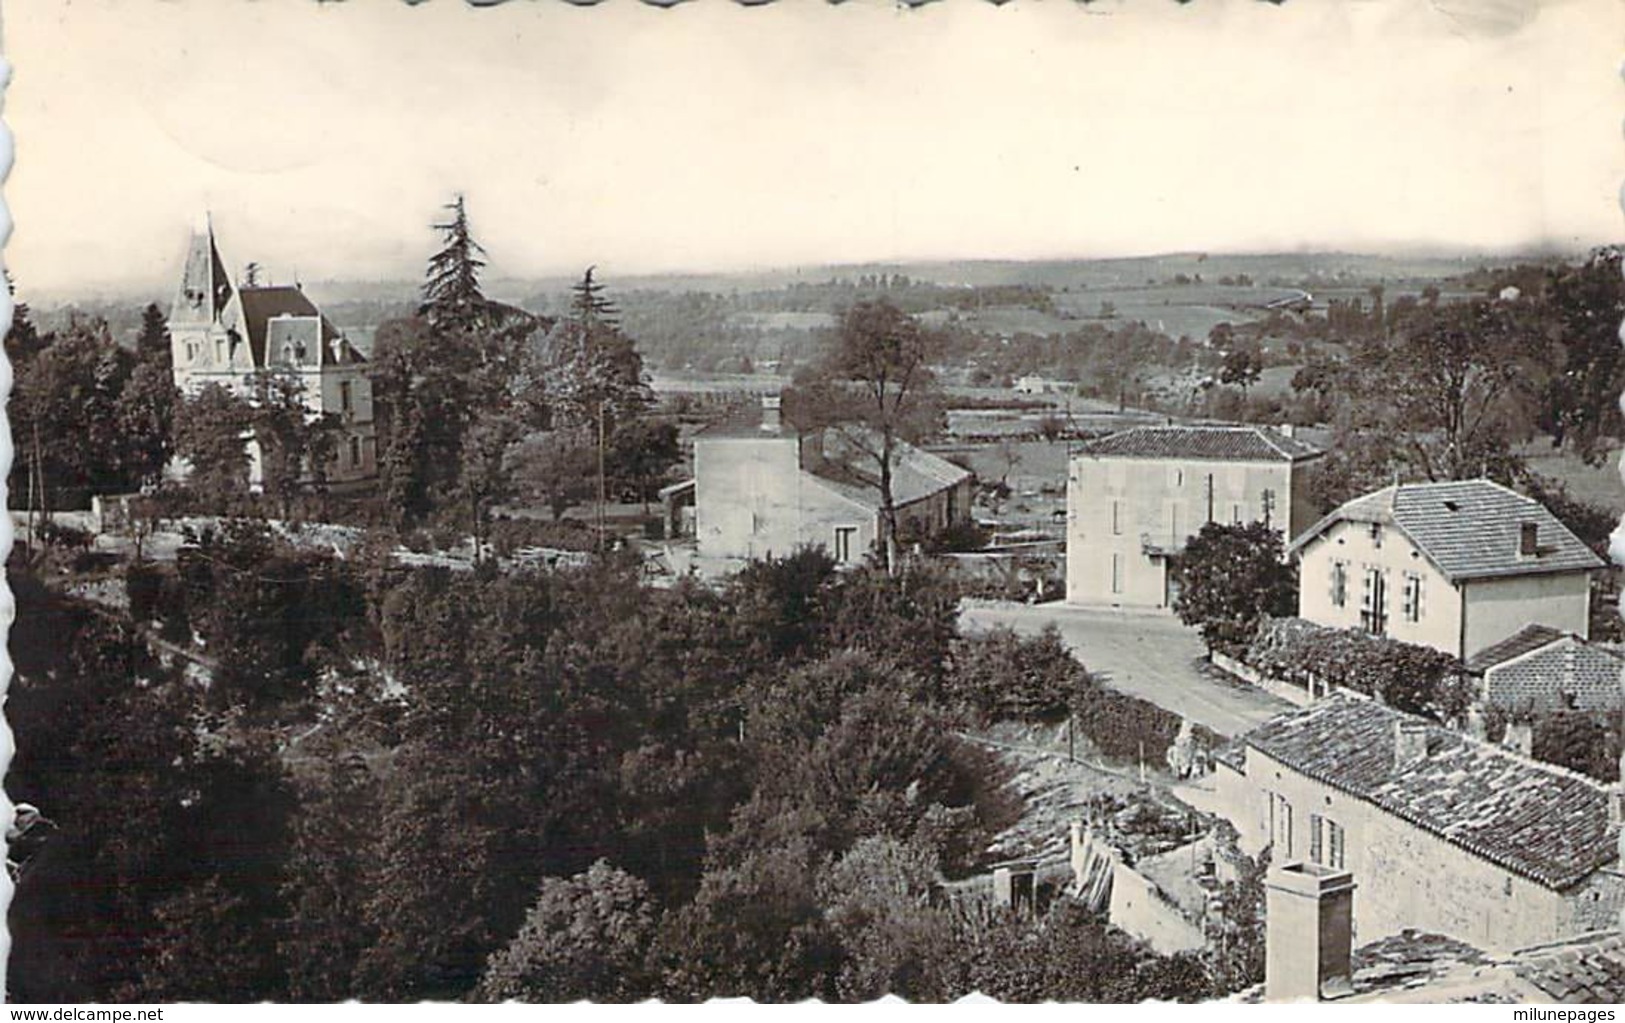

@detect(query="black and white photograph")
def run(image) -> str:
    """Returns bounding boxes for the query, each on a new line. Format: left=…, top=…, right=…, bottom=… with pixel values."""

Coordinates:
left=3, top=0, right=1624, bottom=1006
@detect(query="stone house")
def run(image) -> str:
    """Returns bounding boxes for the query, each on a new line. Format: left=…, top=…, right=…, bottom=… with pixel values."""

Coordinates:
left=169, top=218, right=378, bottom=484
left=1065, top=425, right=1324, bottom=609
left=1466, top=624, right=1625, bottom=715
left=691, top=395, right=974, bottom=570
left=1215, top=691, right=1625, bottom=956
left=1290, top=480, right=1603, bottom=661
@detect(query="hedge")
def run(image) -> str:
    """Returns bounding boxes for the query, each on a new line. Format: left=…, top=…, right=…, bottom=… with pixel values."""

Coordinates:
left=1243, top=616, right=1473, bottom=723
left=949, top=626, right=1221, bottom=765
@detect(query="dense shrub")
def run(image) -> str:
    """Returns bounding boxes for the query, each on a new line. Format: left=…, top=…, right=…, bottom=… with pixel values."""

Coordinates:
left=1072, top=682, right=1190, bottom=764
left=487, top=516, right=597, bottom=555
left=1532, top=712, right=1622, bottom=782
left=125, top=561, right=164, bottom=623
left=1244, top=616, right=1473, bottom=723
left=948, top=626, right=1083, bottom=723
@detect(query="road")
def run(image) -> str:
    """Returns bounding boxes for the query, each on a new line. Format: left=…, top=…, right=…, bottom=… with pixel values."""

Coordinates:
left=959, top=601, right=1290, bottom=738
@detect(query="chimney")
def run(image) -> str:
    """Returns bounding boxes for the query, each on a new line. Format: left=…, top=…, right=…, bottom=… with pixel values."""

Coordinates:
left=1519, top=521, right=1538, bottom=557
left=1464, top=705, right=1487, bottom=741
left=1280, top=424, right=1297, bottom=439
left=1503, top=719, right=1534, bottom=757
left=760, top=394, right=782, bottom=434
left=1393, top=720, right=1430, bottom=772
left=1265, top=863, right=1358, bottom=1001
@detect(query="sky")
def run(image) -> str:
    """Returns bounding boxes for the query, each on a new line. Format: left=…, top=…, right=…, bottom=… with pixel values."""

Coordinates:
left=3, top=0, right=1621, bottom=300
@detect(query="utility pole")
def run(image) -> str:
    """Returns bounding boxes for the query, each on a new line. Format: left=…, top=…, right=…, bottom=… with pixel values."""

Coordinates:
left=597, top=401, right=607, bottom=554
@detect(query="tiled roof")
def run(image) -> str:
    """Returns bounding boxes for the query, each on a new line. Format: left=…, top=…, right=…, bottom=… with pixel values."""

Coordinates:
left=808, top=434, right=973, bottom=510
left=1482, top=637, right=1625, bottom=715
left=1290, top=479, right=1606, bottom=581
left=1244, top=692, right=1617, bottom=890
left=1512, top=933, right=1625, bottom=1003
left=1466, top=624, right=1568, bottom=673
left=695, top=407, right=972, bottom=509
left=1079, top=425, right=1324, bottom=463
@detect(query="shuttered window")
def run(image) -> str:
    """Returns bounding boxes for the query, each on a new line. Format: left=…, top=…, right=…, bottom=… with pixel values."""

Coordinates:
left=1309, top=814, right=1324, bottom=864
left=1361, top=567, right=1387, bottom=635
left=1328, top=820, right=1346, bottom=869
left=1330, top=561, right=1348, bottom=608
left=1402, top=572, right=1423, bottom=623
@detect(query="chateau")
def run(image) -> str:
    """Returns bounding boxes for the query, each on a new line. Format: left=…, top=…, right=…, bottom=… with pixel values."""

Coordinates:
left=170, top=219, right=378, bottom=483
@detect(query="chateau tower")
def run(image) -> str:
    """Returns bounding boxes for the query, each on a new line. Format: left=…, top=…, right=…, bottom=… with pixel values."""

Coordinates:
left=169, top=214, right=251, bottom=392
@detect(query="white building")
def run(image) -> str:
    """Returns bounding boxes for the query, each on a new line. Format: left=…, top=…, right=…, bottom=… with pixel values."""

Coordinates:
left=1289, top=480, right=1603, bottom=661
left=1065, top=425, right=1324, bottom=608
left=692, top=396, right=974, bottom=572
left=170, top=218, right=377, bottom=483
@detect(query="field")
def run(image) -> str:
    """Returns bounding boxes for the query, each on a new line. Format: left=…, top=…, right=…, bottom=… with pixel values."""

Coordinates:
left=1520, top=445, right=1625, bottom=513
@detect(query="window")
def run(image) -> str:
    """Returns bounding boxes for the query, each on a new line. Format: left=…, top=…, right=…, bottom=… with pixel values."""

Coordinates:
left=1310, top=814, right=1324, bottom=864
left=340, top=381, right=353, bottom=413
left=1231, top=503, right=1243, bottom=524
left=348, top=436, right=361, bottom=467
left=833, top=526, right=859, bottom=564
left=1327, top=820, right=1345, bottom=869
left=1173, top=468, right=1184, bottom=488
left=1260, top=488, right=1277, bottom=528
left=1277, top=795, right=1294, bottom=858
left=1330, top=561, right=1348, bottom=608
left=1369, top=522, right=1383, bottom=548
left=1401, top=572, right=1423, bottom=623
left=1361, top=567, right=1388, bottom=635
left=1111, top=500, right=1122, bottom=536
left=1111, top=553, right=1123, bottom=594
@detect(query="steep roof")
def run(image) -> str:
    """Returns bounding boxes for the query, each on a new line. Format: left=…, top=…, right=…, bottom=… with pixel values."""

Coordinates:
left=693, top=399, right=797, bottom=439
left=238, top=286, right=365, bottom=369
left=1290, top=479, right=1606, bottom=582
left=1079, top=425, right=1324, bottom=463
left=806, top=437, right=972, bottom=510
left=696, top=403, right=972, bottom=509
left=1466, top=624, right=1568, bottom=673
left=1245, top=692, right=1617, bottom=890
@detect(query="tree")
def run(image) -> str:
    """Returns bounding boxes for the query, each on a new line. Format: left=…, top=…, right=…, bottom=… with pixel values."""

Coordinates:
left=14, top=317, right=139, bottom=513
left=543, top=267, right=652, bottom=434
left=5, top=284, right=47, bottom=364
left=175, top=383, right=253, bottom=504
left=608, top=418, right=681, bottom=513
left=116, top=360, right=181, bottom=491
left=249, top=368, right=338, bottom=518
left=374, top=198, right=543, bottom=525
left=1218, top=342, right=1263, bottom=401
left=456, top=411, right=522, bottom=564
left=1367, top=298, right=1532, bottom=482
left=512, top=429, right=598, bottom=522
left=1174, top=521, right=1297, bottom=655
left=789, top=300, right=945, bottom=572
left=1535, top=247, right=1625, bottom=465
left=474, top=861, right=658, bottom=1003
left=136, top=302, right=172, bottom=367
left=419, top=194, right=488, bottom=333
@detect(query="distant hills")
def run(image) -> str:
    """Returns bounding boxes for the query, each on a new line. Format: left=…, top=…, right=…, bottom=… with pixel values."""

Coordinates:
left=28, top=248, right=1596, bottom=313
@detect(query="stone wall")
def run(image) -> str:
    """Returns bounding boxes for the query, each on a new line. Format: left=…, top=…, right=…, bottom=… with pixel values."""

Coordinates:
left=1229, top=747, right=1616, bottom=954
left=1108, top=859, right=1207, bottom=955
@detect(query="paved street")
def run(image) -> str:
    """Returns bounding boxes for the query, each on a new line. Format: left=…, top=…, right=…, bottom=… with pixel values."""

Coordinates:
left=959, top=600, right=1291, bottom=738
